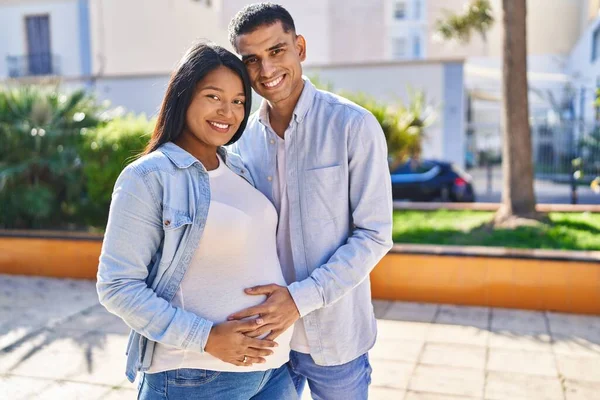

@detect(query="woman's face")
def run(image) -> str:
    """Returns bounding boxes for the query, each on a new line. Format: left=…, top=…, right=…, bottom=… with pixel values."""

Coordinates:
left=182, top=65, right=246, bottom=149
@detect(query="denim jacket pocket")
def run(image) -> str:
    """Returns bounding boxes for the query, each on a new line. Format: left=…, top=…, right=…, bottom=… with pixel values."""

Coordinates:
left=169, top=368, right=222, bottom=386
left=162, top=207, right=192, bottom=231
left=159, top=207, right=193, bottom=266
left=305, top=165, right=346, bottom=220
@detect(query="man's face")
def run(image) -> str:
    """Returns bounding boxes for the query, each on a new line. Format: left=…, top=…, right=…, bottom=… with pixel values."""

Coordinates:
left=235, top=21, right=306, bottom=106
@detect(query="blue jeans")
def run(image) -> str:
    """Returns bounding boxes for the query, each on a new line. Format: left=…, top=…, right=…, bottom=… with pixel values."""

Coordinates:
left=138, top=365, right=297, bottom=400
left=287, top=351, right=372, bottom=400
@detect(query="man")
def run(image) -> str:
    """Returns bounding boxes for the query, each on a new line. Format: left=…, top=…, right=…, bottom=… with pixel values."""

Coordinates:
left=227, top=3, right=393, bottom=399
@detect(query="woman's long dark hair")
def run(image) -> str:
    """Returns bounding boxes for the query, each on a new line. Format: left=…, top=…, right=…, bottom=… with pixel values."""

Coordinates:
left=144, top=41, right=252, bottom=155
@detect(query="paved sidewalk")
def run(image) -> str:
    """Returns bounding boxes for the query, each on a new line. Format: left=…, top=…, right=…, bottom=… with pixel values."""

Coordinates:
left=1, top=274, right=599, bottom=399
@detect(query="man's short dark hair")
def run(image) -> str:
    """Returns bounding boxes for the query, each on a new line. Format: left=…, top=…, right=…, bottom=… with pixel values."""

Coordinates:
left=228, top=3, right=296, bottom=48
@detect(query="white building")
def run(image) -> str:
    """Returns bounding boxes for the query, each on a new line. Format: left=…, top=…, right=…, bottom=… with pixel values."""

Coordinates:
left=567, top=12, right=600, bottom=125
left=0, top=0, right=91, bottom=78
left=5, top=0, right=597, bottom=167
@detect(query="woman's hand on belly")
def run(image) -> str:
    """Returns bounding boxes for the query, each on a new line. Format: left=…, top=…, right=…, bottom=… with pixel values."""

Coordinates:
left=204, top=319, right=279, bottom=366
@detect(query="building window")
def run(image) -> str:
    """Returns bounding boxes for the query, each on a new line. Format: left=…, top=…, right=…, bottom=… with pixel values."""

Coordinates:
left=593, top=25, right=600, bottom=62
left=394, top=1, right=407, bottom=19
left=392, top=37, right=407, bottom=58
left=413, top=0, right=422, bottom=19
left=413, top=36, right=421, bottom=58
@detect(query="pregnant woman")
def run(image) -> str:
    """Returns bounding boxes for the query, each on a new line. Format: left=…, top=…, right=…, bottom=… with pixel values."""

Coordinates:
left=96, top=41, right=295, bottom=400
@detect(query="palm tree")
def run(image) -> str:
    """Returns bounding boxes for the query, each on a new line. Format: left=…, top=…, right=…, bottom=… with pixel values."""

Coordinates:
left=0, top=86, right=102, bottom=229
left=436, top=0, right=541, bottom=225
left=342, top=90, right=435, bottom=171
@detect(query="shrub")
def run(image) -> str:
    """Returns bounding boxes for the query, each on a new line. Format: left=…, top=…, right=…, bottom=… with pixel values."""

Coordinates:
left=78, top=114, right=154, bottom=228
left=0, top=86, right=103, bottom=229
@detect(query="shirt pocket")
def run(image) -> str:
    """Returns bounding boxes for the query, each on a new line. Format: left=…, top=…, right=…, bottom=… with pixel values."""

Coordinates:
left=304, top=165, right=346, bottom=220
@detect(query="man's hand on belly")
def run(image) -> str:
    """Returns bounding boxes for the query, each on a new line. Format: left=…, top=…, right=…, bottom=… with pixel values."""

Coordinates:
left=227, top=284, right=301, bottom=341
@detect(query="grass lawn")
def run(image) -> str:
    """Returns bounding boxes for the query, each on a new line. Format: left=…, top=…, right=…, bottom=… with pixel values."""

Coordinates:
left=392, top=210, right=600, bottom=251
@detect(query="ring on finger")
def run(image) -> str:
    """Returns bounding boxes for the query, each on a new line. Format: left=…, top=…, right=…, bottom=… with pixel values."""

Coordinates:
left=242, top=355, right=248, bottom=363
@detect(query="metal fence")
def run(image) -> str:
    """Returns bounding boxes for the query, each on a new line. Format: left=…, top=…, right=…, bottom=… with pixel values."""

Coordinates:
left=466, top=121, right=600, bottom=204
left=467, top=121, right=600, bottom=178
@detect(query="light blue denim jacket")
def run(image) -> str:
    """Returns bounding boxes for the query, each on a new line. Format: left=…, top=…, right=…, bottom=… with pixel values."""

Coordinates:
left=230, top=78, right=393, bottom=366
left=96, top=142, right=254, bottom=382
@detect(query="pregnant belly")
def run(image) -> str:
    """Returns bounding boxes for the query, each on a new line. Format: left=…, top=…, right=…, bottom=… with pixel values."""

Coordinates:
left=175, top=275, right=285, bottom=325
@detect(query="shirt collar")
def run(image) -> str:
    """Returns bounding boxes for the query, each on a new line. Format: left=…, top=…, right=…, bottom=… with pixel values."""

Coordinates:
left=258, top=76, right=317, bottom=128
left=159, top=142, right=229, bottom=170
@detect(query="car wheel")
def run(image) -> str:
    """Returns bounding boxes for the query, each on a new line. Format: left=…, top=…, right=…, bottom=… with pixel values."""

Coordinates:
left=440, top=186, right=451, bottom=202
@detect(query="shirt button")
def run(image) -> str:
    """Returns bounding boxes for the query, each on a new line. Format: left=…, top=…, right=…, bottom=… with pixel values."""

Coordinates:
left=270, top=139, right=275, bottom=144
left=164, top=220, right=171, bottom=226
left=267, top=176, right=273, bottom=181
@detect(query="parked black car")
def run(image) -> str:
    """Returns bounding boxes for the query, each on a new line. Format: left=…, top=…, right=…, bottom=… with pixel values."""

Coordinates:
left=391, top=159, right=476, bottom=202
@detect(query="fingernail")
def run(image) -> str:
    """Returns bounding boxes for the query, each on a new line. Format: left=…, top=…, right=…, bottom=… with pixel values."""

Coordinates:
left=274, top=342, right=279, bottom=347
left=256, top=318, right=264, bottom=324
left=246, top=288, right=253, bottom=292
left=227, top=317, right=233, bottom=321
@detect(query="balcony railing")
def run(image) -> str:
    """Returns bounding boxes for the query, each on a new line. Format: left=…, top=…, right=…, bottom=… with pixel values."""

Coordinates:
left=6, top=53, right=61, bottom=78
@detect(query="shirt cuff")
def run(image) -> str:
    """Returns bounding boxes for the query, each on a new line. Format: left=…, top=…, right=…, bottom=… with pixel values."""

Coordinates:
left=288, top=278, right=324, bottom=317
left=184, top=317, right=213, bottom=353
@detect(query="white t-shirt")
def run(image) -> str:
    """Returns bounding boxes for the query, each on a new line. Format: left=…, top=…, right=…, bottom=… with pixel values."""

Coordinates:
left=272, top=133, right=311, bottom=354
left=148, top=155, right=293, bottom=373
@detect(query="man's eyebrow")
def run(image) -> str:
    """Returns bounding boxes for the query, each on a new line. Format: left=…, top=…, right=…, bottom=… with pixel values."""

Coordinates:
left=267, top=42, right=287, bottom=51
left=241, top=42, right=287, bottom=61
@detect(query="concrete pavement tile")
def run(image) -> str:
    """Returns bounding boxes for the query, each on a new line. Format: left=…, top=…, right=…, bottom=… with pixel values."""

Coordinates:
left=420, top=343, right=486, bottom=369
left=371, top=360, right=415, bottom=390
left=65, top=353, right=128, bottom=386
left=371, top=340, right=423, bottom=364
left=372, top=300, right=392, bottom=319
left=0, top=329, right=85, bottom=374
left=53, top=306, right=125, bottom=333
left=556, top=355, right=600, bottom=383
left=564, top=379, right=600, bottom=400
left=408, top=365, right=484, bottom=398
left=59, top=331, right=130, bottom=359
left=378, top=320, right=430, bottom=342
left=434, top=305, right=490, bottom=329
left=9, top=350, right=87, bottom=380
left=488, top=330, right=553, bottom=352
left=551, top=333, right=600, bottom=358
left=0, top=375, right=54, bottom=400
left=0, top=311, right=50, bottom=350
left=383, top=302, right=439, bottom=323
left=404, top=391, right=477, bottom=399
left=547, top=312, right=600, bottom=339
left=369, top=386, right=406, bottom=400
left=33, top=381, right=110, bottom=400
left=487, top=348, right=558, bottom=377
left=99, top=387, right=137, bottom=400
left=484, top=371, right=563, bottom=400
left=427, top=324, right=489, bottom=346
left=490, top=308, right=548, bottom=334
left=8, top=350, right=124, bottom=385
left=26, top=330, right=89, bottom=355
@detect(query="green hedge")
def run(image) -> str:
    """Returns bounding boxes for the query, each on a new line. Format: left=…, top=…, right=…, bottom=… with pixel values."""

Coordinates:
left=78, top=115, right=154, bottom=228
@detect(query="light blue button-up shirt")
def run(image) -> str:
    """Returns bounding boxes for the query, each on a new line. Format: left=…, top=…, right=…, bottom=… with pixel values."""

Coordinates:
left=230, top=78, right=393, bottom=366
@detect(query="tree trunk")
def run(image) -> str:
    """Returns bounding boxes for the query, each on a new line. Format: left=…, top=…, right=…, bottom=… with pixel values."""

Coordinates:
left=496, top=0, right=538, bottom=224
